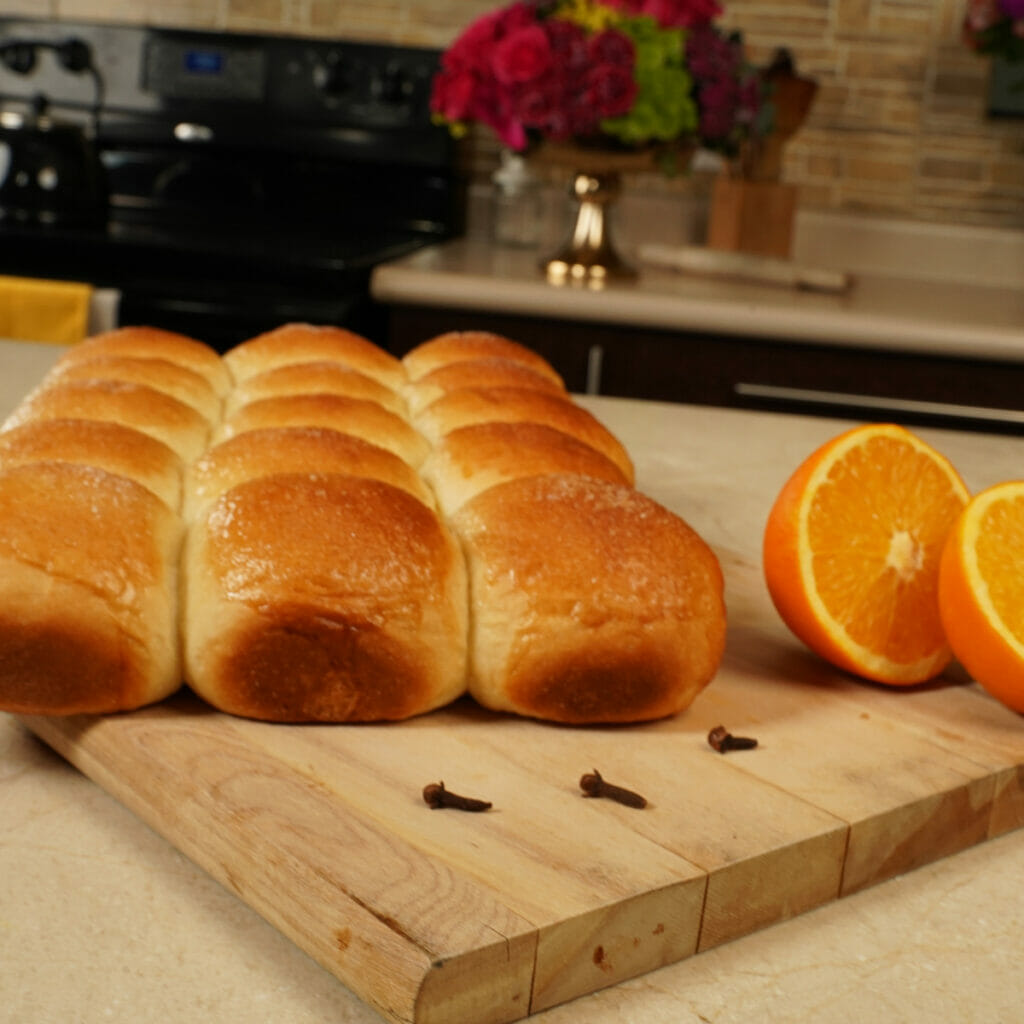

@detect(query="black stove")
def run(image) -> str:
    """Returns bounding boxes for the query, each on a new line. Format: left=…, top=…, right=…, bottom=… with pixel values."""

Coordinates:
left=0, top=19, right=461, bottom=350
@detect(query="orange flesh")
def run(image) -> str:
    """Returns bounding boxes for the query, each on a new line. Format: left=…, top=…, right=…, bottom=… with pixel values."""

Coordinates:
left=976, top=493, right=1024, bottom=645
left=807, top=435, right=966, bottom=665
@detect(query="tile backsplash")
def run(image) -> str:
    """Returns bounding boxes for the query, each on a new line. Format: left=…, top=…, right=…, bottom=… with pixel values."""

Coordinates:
left=10, top=0, right=1024, bottom=233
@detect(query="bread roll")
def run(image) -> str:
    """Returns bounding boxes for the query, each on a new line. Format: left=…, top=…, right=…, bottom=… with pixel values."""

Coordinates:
left=423, top=421, right=631, bottom=515
left=55, top=326, right=231, bottom=396
left=0, top=418, right=182, bottom=510
left=0, top=461, right=183, bottom=714
left=217, top=393, right=429, bottom=468
left=225, top=361, right=407, bottom=418
left=183, top=474, right=467, bottom=722
left=45, top=355, right=221, bottom=424
left=3, top=378, right=210, bottom=463
left=415, top=387, right=634, bottom=484
left=452, top=474, right=726, bottom=723
left=185, top=426, right=434, bottom=522
left=225, top=323, right=406, bottom=391
left=404, top=357, right=567, bottom=415
left=403, top=331, right=564, bottom=385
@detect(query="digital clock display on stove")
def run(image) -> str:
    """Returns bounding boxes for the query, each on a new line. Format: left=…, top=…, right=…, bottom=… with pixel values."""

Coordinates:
left=184, top=49, right=224, bottom=75
left=144, top=34, right=264, bottom=99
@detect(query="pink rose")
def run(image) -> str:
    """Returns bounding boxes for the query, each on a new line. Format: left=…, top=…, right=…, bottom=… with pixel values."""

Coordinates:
left=585, top=63, right=638, bottom=118
left=587, top=28, right=635, bottom=68
left=492, top=24, right=554, bottom=84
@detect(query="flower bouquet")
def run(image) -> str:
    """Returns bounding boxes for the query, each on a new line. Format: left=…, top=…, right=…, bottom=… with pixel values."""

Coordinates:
left=430, top=0, right=767, bottom=283
left=963, top=0, right=1024, bottom=61
left=431, top=0, right=765, bottom=161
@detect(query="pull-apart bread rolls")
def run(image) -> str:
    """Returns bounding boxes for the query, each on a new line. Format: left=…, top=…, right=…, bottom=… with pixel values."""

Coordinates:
left=4, top=378, right=212, bottom=463
left=414, top=387, right=634, bottom=485
left=51, top=325, right=232, bottom=396
left=181, top=324, right=467, bottom=721
left=185, top=426, right=435, bottom=522
left=217, top=393, right=429, bottom=468
left=224, top=323, right=406, bottom=391
left=422, top=421, right=630, bottom=514
left=183, top=474, right=467, bottom=722
left=225, top=361, right=408, bottom=418
left=452, top=474, right=726, bottom=724
left=0, top=324, right=224, bottom=714
left=0, top=419, right=183, bottom=511
left=403, top=330, right=565, bottom=386
left=0, top=462, right=183, bottom=714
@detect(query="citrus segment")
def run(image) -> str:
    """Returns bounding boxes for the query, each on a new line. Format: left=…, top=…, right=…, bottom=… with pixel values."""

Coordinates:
left=938, top=481, right=1024, bottom=712
left=763, top=423, right=970, bottom=684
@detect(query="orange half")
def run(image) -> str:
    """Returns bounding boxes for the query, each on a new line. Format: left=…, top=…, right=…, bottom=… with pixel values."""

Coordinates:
left=939, top=480, right=1024, bottom=712
left=763, top=423, right=970, bottom=684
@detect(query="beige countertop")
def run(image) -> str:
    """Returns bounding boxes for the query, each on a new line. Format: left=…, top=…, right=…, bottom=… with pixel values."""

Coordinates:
left=4, top=339, right=1024, bottom=1023
left=371, top=236, right=1024, bottom=361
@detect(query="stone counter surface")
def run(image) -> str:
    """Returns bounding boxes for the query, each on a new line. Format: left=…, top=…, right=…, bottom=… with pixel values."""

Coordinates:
left=3, top=340, right=1024, bottom=1023
left=370, top=235, right=1024, bottom=362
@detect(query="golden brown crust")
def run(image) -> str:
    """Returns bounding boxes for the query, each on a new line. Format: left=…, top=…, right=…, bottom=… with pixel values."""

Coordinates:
left=46, top=354, right=221, bottom=424
left=0, top=462, right=182, bottom=714
left=226, top=360, right=407, bottom=417
left=423, top=421, right=631, bottom=514
left=0, top=418, right=182, bottom=511
left=405, top=356, right=568, bottom=415
left=183, top=474, right=467, bottom=722
left=58, top=326, right=231, bottom=395
left=218, top=393, right=429, bottom=467
left=453, top=474, right=726, bottom=724
left=4, top=378, right=210, bottom=462
left=225, top=323, right=406, bottom=390
left=403, top=331, right=564, bottom=386
left=185, top=425, right=434, bottom=521
left=415, top=387, right=634, bottom=485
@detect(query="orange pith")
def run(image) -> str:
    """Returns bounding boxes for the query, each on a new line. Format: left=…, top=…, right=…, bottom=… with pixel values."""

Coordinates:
left=763, top=423, right=970, bottom=685
left=938, top=481, right=1024, bottom=713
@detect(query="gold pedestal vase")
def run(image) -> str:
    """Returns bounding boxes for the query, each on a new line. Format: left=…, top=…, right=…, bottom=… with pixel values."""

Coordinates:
left=530, top=142, right=678, bottom=288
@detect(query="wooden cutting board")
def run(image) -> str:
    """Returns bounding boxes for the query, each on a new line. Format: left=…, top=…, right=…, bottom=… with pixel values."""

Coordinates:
left=21, top=544, right=1024, bottom=1024
left=17, top=394, right=1024, bottom=1024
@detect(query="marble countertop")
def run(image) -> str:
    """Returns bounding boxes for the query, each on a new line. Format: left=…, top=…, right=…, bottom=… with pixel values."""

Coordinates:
left=371, top=236, right=1024, bottom=362
left=4, top=340, right=1024, bottom=1023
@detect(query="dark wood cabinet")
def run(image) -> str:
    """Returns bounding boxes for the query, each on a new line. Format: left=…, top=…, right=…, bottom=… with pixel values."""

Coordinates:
left=384, top=302, right=1024, bottom=435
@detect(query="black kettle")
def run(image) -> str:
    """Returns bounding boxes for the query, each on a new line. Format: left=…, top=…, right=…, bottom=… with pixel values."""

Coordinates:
left=0, top=92, right=107, bottom=226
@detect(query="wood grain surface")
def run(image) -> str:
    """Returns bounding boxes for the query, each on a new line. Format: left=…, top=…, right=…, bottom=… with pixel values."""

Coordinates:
left=20, top=396, right=1024, bottom=1024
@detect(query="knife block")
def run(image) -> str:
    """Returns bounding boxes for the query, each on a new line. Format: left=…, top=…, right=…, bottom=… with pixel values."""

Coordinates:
left=706, top=178, right=797, bottom=260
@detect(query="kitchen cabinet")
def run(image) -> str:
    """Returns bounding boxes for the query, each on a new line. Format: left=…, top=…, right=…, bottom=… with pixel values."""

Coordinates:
left=385, top=302, right=1024, bottom=433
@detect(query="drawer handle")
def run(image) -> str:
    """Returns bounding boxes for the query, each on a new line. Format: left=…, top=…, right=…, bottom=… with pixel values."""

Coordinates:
left=734, top=382, right=1024, bottom=427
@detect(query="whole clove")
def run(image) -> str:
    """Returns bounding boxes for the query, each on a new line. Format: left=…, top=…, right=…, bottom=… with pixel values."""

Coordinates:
left=421, top=780, right=492, bottom=812
left=579, top=769, right=647, bottom=809
left=707, top=724, right=758, bottom=753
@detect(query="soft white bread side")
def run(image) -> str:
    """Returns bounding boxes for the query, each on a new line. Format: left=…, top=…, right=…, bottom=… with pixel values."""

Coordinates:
left=46, top=355, right=221, bottom=424
left=414, top=387, right=635, bottom=485
left=185, top=426, right=435, bottom=522
left=53, top=326, right=232, bottom=396
left=0, top=418, right=182, bottom=511
left=452, top=474, right=726, bottom=724
left=0, top=461, right=183, bottom=714
left=403, top=331, right=564, bottom=386
left=225, top=361, right=408, bottom=418
left=225, top=323, right=407, bottom=390
left=422, top=421, right=631, bottom=515
left=404, top=356, right=567, bottom=416
left=183, top=473, right=467, bottom=722
left=217, top=393, right=429, bottom=467
left=3, top=378, right=211, bottom=463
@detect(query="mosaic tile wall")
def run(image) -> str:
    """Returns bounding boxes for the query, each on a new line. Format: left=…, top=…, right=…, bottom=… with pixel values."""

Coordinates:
left=9, top=0, right=1024, bottom=230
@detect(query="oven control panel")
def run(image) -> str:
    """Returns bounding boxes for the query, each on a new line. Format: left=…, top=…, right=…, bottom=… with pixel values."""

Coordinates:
left=142, top=35, right=266, bottom=102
